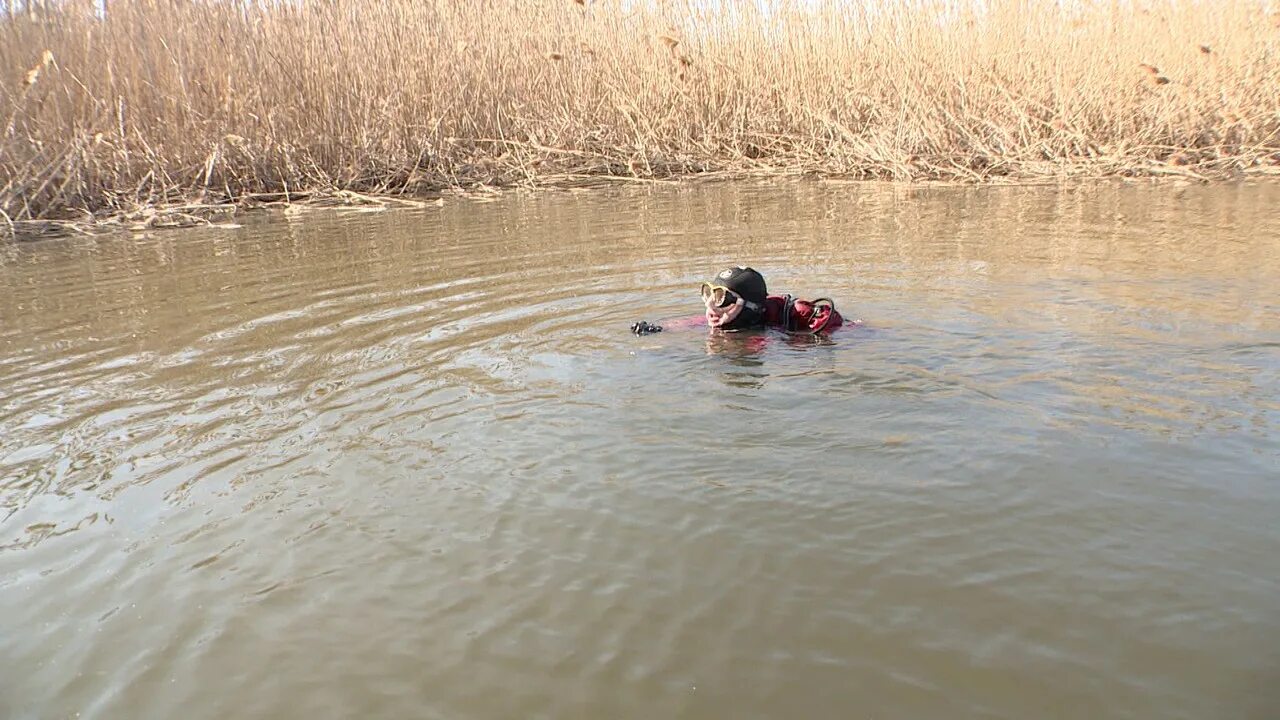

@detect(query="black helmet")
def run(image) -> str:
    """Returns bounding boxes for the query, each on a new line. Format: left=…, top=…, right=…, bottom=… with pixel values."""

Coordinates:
left=713, top=266, right=767, bottom=305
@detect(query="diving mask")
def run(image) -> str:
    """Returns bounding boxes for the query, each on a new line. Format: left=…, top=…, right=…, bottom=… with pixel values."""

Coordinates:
left=700, top=282, right=740, bottom=309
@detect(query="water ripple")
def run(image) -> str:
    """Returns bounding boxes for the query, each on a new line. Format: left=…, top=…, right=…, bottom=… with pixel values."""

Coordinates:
left=1, top=181, right=1278, bottom=720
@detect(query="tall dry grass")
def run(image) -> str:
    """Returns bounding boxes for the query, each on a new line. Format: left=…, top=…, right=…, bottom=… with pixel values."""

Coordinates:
left=2, top=0, right=1279, bottom=229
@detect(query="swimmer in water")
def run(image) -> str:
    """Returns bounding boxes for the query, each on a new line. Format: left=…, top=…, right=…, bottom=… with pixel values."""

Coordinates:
left=701, top=266, right=843, bottom=333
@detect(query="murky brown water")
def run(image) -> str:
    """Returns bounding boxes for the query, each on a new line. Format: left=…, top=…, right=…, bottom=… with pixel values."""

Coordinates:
left=2, top=180, right=1278, bottom=720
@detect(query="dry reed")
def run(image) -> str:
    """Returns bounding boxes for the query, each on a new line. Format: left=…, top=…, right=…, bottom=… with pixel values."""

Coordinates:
left=2, top=0, right=1279, bottom=235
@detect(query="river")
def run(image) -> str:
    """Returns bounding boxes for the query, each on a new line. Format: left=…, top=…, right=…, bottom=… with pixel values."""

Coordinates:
left=2, top=180, right=1278, bottom=719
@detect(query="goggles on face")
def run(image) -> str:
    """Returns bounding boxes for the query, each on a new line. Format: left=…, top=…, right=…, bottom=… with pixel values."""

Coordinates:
left=700, top=282, right=739, bottom=308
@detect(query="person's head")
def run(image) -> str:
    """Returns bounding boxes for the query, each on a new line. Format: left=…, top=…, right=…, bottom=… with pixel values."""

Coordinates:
left=701, top=266, right=767, bottom=330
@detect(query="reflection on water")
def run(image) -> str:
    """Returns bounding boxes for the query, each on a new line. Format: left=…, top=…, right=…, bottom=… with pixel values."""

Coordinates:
left=1, top=181, right=1278, bottom=720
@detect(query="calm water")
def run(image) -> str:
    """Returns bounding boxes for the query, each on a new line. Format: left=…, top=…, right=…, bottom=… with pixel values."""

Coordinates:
left=1, top=181, right=1278, bottom=720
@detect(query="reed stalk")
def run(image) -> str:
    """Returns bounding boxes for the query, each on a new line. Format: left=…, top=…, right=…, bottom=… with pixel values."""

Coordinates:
left=2, top=0, right=1278, bottom=231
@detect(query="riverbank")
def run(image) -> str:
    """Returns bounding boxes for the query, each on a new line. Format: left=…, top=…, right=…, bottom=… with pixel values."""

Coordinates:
left=3, top=0, right=1278, bottom=239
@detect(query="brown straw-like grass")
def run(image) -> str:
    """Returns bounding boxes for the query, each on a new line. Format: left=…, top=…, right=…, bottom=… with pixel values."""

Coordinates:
left=2, top=0, right=1279, bottom=234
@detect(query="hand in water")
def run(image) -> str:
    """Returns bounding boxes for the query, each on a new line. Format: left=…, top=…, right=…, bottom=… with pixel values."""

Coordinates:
left=704, top=296, right=744, bottom=329
left=631, top=321, right=663, bottom=335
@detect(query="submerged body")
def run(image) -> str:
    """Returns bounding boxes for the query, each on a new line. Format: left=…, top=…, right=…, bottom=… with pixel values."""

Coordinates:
left=664, top=310, right=857, bottom=333
left=758, top=294, right=844, bottom=333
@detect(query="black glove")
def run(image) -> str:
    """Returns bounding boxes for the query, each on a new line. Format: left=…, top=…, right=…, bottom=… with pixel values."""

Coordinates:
left=630, top=321, right=663, bottom=336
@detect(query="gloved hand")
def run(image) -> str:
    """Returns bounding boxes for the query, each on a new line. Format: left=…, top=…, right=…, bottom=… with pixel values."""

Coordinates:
left=631, top=321, right=663, bottom=335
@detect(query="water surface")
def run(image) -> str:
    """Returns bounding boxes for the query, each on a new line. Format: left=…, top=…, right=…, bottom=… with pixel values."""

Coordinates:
left=1, top=180, right=1278, bottom=719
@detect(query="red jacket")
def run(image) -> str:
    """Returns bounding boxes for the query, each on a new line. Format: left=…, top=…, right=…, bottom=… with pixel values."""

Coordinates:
left=762, top=294, right=843, bottom=333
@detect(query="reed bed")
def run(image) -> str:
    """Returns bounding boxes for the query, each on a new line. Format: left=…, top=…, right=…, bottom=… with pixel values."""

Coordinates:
left=2, top=0, right=1279, bottom=235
